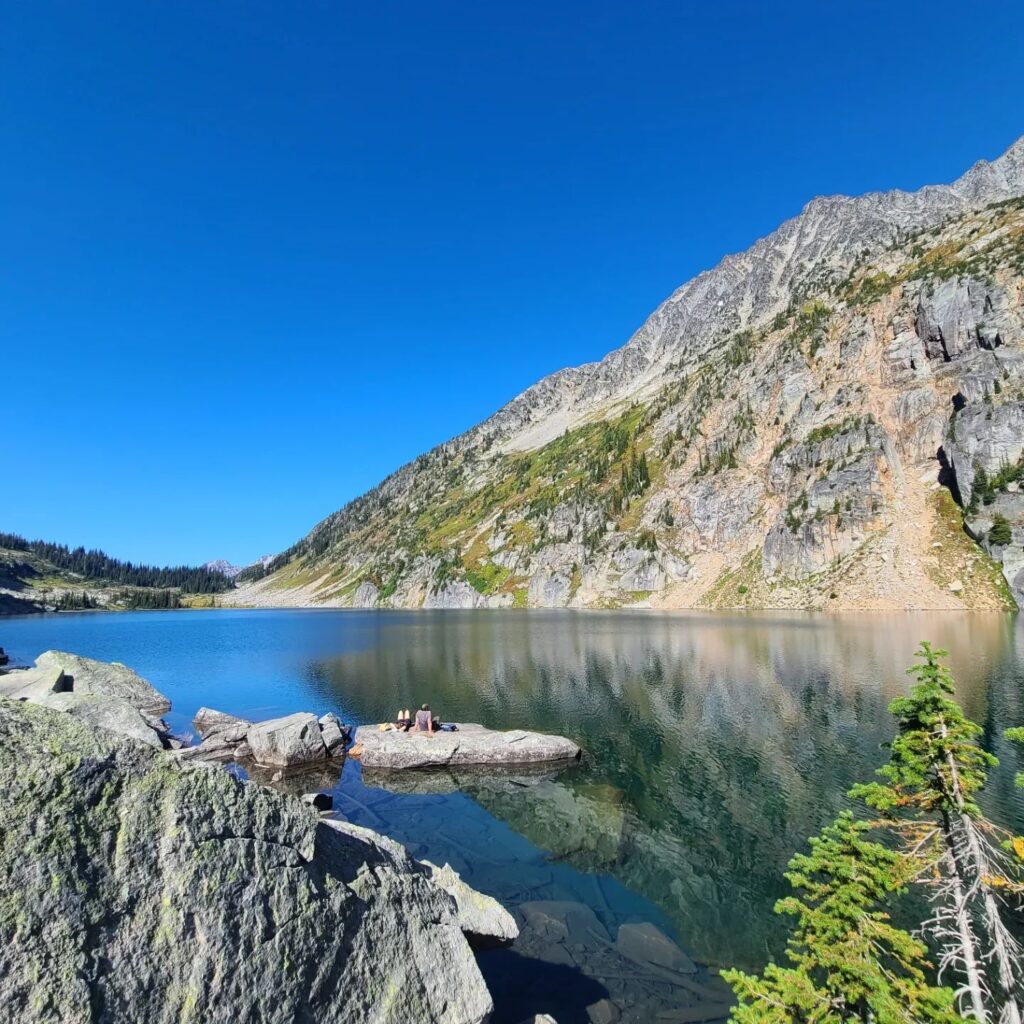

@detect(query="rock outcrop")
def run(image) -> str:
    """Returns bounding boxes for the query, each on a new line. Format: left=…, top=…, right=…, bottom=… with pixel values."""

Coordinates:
left=228, top=137, right=1024, bottom=612
left=0, top=650, right=173, bottom=748
left=0, top=699, right=499, bottom=1024
left=418, top=859, right=520, bottom=950
left=353, top=722, right=582, bottom=770
left=185, top=706, right=351, bottom=766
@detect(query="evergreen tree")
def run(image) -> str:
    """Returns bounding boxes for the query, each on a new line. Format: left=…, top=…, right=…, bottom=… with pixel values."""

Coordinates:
left=0, top=532, right=233, bottom=593
left=988, top=514, right=1012, bottom=547
left=1007, top=727, right=1024, bottom=892
left=853, top=643, right=1023, bottom=1023
left=724, top=812, right=958, bottom=1023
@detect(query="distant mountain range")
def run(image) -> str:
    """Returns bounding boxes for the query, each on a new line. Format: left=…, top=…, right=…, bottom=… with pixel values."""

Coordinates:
left=0, top=533, right=234, bottom=615
left=203, top=556, right=275, bottom=580
left=230, top=137, right=1024, bottom=612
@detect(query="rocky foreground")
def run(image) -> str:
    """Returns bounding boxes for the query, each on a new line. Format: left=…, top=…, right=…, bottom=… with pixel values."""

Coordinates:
left=0, top=650, right=730, bottom=1023
left=0, top=654, right=531, bottom=1024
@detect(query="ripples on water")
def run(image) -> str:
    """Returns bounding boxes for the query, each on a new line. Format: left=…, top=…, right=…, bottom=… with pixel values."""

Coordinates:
left=2, top=609, right=1022, bottom=977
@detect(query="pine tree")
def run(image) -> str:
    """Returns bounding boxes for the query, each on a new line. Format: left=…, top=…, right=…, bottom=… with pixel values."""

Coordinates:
left=1006, top=727, right=1024, bottom=892
left=988, top=514, right=1012, bottom=547
left=723, top=812, right=958, bottom=1023
left=853, top=643, right=1023, bottom=1023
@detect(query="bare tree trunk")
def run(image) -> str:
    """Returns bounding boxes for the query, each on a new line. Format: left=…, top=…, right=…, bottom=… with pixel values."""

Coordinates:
left=939, top=723, right=1022, bottom=1024
left=959, top=816, right=1022, bottom=1024
left=940, top=830, right=990, bottom=1022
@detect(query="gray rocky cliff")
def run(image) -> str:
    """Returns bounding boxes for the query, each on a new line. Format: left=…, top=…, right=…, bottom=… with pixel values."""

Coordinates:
left=233, top=137, right=1024, bottom=612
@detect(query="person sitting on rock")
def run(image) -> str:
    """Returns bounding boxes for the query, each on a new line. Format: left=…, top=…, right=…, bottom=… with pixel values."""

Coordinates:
left=414, top=703, right=438, bottom=734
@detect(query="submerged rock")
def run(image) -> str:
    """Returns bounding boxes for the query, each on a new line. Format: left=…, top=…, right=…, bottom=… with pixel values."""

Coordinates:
left=0, top=700, right=495, bottom=1024
left=615, top=921, right=697, bottom=974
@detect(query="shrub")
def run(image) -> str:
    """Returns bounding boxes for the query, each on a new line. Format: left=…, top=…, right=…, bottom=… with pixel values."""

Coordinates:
left=988, top=514, right=1012, bottom=547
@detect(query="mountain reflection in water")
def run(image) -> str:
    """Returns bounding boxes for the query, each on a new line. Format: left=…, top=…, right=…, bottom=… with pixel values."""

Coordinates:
left=305, top=611, right=1024, bottom=968
left=2, top=608, right=1021, bottom=975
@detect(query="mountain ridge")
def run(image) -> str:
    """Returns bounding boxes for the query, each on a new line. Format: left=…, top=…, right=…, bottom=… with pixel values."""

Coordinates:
left=234, top=137, right=1024, bottom=611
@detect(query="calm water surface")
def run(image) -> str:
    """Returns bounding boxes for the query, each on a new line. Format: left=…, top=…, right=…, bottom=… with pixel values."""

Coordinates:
left=3, top=610, right=1023, bottom=991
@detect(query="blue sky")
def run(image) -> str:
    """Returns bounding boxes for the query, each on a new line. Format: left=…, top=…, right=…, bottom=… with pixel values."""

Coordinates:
left=4, top=1, right=1023, bottom=567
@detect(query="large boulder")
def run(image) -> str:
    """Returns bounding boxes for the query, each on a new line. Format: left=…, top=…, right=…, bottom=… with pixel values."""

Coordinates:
left=247, top=711, right=328, bottom=766
left=35, top=651, right=171, bottom=716
left=35, top=690, right=165, bottom=749
left=323, top=822, right=518, bottom=950
left=0, top=654, right=170, bottom=748
left=0, top=700, right=494, bottom=1024
left=318, top=712, right=350, bottom=755
left=193, top=706, right=252, bottom=737
left=353, top=722, right=581, bottom=770
left=186, top=707, right=350, bottom=767
left=419, top=860, right=519, bottom=949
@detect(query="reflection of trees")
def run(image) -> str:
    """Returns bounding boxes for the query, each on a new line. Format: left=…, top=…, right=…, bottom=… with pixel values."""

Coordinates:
left=310, top=611, right=1022, bottom=969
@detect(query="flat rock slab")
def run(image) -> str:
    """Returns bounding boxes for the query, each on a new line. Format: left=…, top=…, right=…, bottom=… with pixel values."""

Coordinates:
left=35, top=691, right=165, bottom=749
left=0, top=665, right=68, bottom=702
left=353, top=723, right=581, bottom=770
left=36, top=651, right=171, bottom=716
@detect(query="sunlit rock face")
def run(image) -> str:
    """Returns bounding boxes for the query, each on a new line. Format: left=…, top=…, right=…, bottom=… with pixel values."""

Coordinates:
left=0, top=700, right=494, bottom=1024
left=233, top=138, right=1024, bottom=611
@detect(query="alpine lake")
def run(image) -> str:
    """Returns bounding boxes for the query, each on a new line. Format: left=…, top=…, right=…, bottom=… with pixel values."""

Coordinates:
left=4, top=609, right=1023, bottom=1023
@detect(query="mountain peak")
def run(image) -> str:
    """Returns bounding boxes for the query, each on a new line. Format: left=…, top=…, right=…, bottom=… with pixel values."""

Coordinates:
left=233, top=139, right=1024, bottom=613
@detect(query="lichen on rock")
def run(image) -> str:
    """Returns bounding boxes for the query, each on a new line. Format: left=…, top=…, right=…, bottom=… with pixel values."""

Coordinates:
left=0, top=700, right=494, bottom=1024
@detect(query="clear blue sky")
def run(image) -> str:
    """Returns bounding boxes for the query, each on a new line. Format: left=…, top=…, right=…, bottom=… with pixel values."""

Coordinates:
left=4, top=1, right=1023, bottom=566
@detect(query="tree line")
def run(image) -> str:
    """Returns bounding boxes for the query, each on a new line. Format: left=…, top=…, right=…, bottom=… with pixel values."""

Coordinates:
left=0, top=532, right=234, bottom=593
left=726, top=643, right=1023, bottom=1022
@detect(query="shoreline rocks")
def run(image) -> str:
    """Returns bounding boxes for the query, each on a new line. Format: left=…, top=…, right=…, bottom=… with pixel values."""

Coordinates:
left=353, top=722, right=582, bottom=770
left=0, top=698, right=498, bottom=1024
left=185, top=706, right=351, bottom=767
left=0, top=650, right=175, bottom=748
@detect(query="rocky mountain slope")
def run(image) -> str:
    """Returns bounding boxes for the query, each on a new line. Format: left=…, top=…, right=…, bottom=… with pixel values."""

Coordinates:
left=234, top=138, right=1024, bottom=611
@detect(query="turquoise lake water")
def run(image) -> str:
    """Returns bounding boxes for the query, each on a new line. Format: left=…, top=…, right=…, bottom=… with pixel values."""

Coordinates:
left=3, top=609, right=1023, bottom=1019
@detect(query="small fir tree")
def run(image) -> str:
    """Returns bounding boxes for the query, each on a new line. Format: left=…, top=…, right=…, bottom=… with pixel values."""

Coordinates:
left=723, top=812, right=958, bottom=1023
left=988, top=514, right=1012, bottom=547
left=853, top=643, right=1022, bottom=1023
